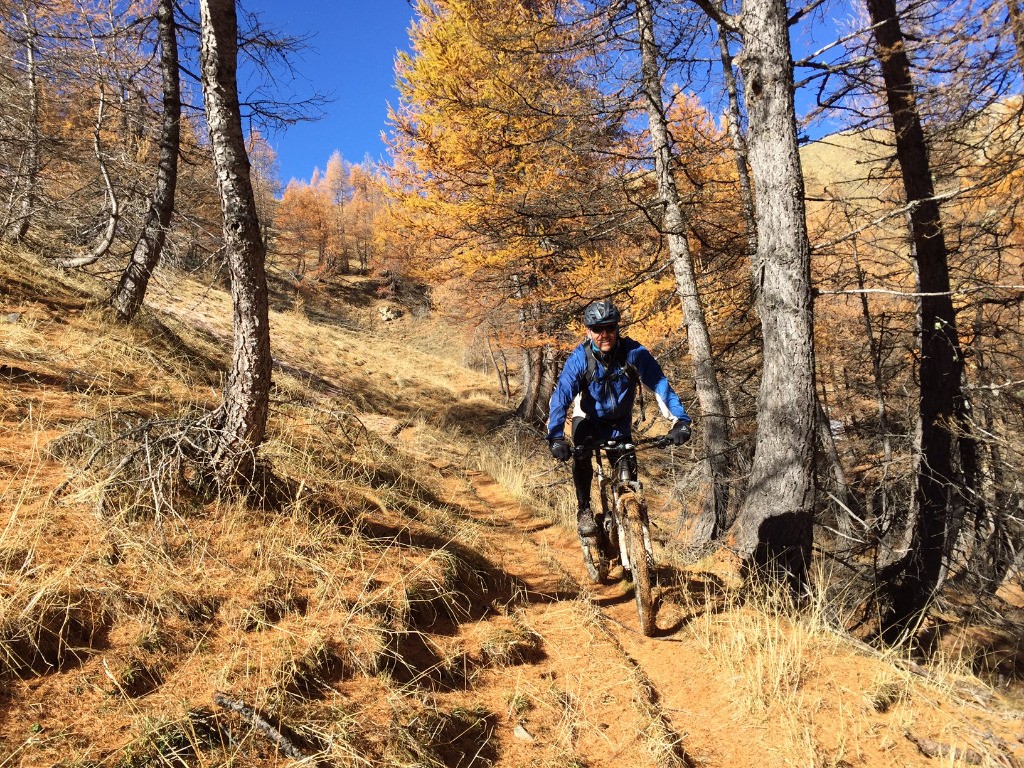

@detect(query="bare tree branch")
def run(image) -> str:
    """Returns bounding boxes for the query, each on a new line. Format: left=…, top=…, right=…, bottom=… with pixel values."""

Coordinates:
left=787, top=0, right=829, bottom=27
left=689, top=0, right=739, bottom=32
left=213, top=692, right=306, bottom=759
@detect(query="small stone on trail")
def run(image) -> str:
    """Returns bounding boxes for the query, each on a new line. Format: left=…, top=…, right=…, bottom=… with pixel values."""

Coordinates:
left=513, top=724, right=535, bottom=742
left=378, top=304, right=403, bottom=321
left=5, top=312, right=22, bottom=323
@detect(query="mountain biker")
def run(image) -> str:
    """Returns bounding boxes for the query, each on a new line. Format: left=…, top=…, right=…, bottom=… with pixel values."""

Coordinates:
left=547, top=299, right=692, bottom=537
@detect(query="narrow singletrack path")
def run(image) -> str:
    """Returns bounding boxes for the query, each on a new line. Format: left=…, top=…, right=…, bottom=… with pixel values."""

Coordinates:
left=360, top=416, right=693, bottom=767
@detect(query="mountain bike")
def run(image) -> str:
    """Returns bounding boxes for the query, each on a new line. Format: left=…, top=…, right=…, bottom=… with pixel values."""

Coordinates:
left=574, top=436, right=668, bottom=636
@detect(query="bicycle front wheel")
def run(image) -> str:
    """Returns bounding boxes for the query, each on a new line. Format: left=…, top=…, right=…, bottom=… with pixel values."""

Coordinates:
left=620, top=494, right=655, bottom=636
left=599, top=485, right=619, bottom=566
left=580, top=533, right=608, bottom=584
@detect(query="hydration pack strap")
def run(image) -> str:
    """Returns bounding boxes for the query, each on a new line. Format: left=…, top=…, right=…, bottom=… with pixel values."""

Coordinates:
left=583, top=341, right=645, bottom=427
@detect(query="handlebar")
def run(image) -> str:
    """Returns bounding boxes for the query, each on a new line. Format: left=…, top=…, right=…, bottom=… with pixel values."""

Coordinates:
left=572, top=435, right=671, bottom=458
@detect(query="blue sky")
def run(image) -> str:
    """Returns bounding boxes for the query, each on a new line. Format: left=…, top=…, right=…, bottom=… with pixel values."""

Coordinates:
left=245, top=1, right=847, bottom=186
left=247, top=0, right=417, bottom=184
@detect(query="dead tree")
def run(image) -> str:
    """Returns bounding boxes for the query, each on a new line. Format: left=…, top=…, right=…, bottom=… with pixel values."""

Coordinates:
left=109, top=0, right=180, bottom=321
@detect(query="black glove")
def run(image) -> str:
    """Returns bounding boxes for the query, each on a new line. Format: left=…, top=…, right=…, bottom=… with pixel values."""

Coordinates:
left=549, top=437, right=572, bottom=462
left=667, top=421, right=692, bottom=446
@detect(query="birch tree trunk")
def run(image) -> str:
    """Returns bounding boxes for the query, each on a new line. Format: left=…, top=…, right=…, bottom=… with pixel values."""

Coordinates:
left=5, top=8, right=39, bottom=243
left=635, top=0, right=732, bottom=537
left=199, top=0, right=272, bottom=487
left=110, top=0, right=180, bottom=321
left=726, top=0, right=817, bottom=586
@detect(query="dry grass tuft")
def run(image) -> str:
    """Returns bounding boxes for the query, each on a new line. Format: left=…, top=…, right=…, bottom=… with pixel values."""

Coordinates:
left=479, top=612, right=543, bottom=668
left=0, top=585, right=110, bottom=677
left=383, top=699, right=497, bottom=767
left=686, top=570, right=850, bottom=716
left=117, top=709, right=229, bottom=768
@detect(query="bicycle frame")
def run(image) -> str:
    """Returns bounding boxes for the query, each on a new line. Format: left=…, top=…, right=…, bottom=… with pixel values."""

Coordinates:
left=573, top=435, right=668, bottom=634
left=584, top=437, right=666, bottom=572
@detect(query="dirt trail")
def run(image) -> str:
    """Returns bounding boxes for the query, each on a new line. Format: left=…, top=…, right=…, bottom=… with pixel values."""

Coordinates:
left=147, top=284, right=701, bottom=766
left=428, top=447, right=1024, bottom=768
left=371, top=416, right=1006, bottom=768
left=141, top=288, right=793, bottom=766
left=355, top=417, right=719, bottom=768
left=457, top=465, right=742, bottom=768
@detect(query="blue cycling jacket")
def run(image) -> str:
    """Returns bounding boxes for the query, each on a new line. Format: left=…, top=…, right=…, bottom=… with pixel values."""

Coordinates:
left=546, top=336, right=691, bottom=442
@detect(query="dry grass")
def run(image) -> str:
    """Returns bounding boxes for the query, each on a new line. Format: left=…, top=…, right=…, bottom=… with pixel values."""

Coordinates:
left=664, top=563, right=1024, bottom=768
left=1, top=246, right=679, bottom=768
left=2, top=244, right=1022, bottom=768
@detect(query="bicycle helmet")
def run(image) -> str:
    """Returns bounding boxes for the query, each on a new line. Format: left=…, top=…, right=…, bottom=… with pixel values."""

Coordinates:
left=583, top=299, right=621, bottom=328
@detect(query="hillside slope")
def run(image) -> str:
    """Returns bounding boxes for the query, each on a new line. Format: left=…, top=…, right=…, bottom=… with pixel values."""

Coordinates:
left=1, top=247, right=1022, bottom=768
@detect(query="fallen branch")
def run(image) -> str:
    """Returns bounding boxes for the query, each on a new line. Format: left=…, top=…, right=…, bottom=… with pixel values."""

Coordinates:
left=213, top=691, right=306, bottom=759
left=905, top=731, right=984, bottom=764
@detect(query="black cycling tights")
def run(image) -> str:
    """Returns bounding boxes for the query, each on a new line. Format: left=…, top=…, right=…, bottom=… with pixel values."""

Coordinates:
left=570, top=417, right=637, bottom=512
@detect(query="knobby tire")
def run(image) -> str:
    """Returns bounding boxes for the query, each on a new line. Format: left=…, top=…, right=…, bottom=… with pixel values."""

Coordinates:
left=621, top=495, right=655, bottom=636
left=580, top=534, right=607, bottom=584
left=600, top=484, right=619, bottom=566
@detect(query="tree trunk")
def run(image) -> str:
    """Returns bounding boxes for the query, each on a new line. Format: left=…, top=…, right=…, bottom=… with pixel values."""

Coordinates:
left=517, top=345, right=545, bottom=424
left=511, top=274, right=548, bottom=425
left=962, top=307, right=1011, bottom=592
left=816, top=395, right=856, bottom=543
left=635, top=0, right=732, bottom=537
left=5, top=8, right=39, bottom=243
left=865, top=0, right=967, bottom=643
left=485, top=332, right=510, bottom=399
left=51, top=80, right=120, bottom=269
left=843, top=220, right=896, bottom=534
left=199, top=0, right=273, bottom=487
left=109, top=0, right=180, bottom=321
left=717, top=24, right=758, bottom=259
left=850, top=234, right=893, bottom=466
left=726, top=0, right=817, bottom=587
left=968, top=403, right=1016, bottom=591
left=1008, top=0, right=1024, bottom=73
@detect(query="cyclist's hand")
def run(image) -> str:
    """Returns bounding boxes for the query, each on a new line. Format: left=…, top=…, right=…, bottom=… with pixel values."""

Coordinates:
left=667, top=421, right=692, bottom=446
left=549, top=438, right=572, bottom=462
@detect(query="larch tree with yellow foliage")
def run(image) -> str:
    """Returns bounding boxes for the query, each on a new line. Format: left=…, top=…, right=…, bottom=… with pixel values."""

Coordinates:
left=276, top=175, right=333, bottom=276
left=389, top=0, right=631, bottom=424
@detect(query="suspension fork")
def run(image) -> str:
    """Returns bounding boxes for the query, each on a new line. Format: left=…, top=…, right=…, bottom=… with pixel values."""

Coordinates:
left=595, top=452, right=611, bottom=517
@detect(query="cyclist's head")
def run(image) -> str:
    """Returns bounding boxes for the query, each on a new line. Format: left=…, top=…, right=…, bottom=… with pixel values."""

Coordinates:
left=584, top=300, right=621, bottom=353
left=583, top=299, right=621, bottom=330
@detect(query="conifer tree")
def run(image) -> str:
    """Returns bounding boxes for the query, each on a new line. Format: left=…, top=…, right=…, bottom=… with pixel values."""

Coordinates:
left=199, top=0, right=272, bottom=487
left=691, top=0, right=818, bottom=585
left=390, top=0, right=626, bottom=424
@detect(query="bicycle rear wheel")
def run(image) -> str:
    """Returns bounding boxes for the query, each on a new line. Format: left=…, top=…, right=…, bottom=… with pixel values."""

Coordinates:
left=620, top=495, right=655, bottom=636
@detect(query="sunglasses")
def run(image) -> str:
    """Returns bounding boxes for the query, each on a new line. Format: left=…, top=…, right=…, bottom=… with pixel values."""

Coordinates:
left=588, top=324, right=618, bottom=335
